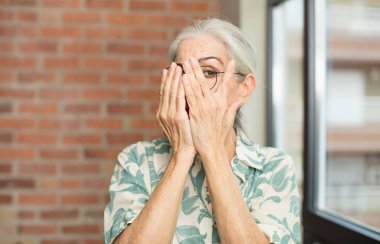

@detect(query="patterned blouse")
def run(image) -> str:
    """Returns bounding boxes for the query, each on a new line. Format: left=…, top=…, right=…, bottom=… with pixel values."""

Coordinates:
left=104, top=129, right=301, bottom=244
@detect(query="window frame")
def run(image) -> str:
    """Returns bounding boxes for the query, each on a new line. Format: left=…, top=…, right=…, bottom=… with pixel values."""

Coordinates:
left=267, top=0, right=380, bottom=243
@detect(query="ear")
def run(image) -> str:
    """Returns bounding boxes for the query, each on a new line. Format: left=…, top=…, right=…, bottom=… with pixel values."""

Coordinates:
left=239, top=73, right=256, bottom=103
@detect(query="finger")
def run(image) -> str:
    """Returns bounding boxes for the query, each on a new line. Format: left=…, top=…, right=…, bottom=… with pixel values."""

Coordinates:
left=184, top=61, right=203, bottom=100
left=168, top=66, right=182, bottom=114
left=157, top=68, right=168, bottom=113
left=176, top=78, right=186, bottom=112
left=217, top=59, right=235, bottom=93
left=182, top=74, right=197, bottom=111
left=162, top=62, right=177, bottom=112
left=190, top=57, right=210, bottom=96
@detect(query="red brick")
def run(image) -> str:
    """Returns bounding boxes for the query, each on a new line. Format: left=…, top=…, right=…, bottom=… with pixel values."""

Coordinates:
left=19, top=194, right=56, bottom=205
left=128, top=59, right=167, bottom=70
left=84, top=58, right=123, bottom=69
left=0, top=164, right=11, bottom=173
left=17, top=133, right=56, bottom=144
left=0, top=103, right=12, bottom=113
left=82, top=179, right=108, bottom=188
left=40, top=149, right=78, bottom=159
left=61, top=163, right=99, bottom=174
left=41, top=27, right=80, bottom=38
left=0, top=118, right=35, bottom=129
left=62, top=12, right=100, bottom=23
left=127, top=89, right=158, bottom=100
left=85, top=118, right=122, bottom=129
left=63, top=73, right=101, bottom=84
left=63, top=224, right=99, bottom=234
left=0, top=132, right=13, bottom=143
left=4, top=0, right=36, bottom=6
left=107, top=133, right=144, bottom=144
left=19, top=210, right=36, bottom=219
left=149, top=74, right=161, bottom=84
left=86, top=0, right=122, bottom=8
left=131, top=119, right=158, bottom=129
left=18, top=11, right=37, bottom=21
left=40, top=88, right=79, bottom=99
left=149, top=45, right=169, bottom=55
left=170, top=2, right=209, bottom=12
left=0, top=72, right=12, bottom=83
left=0, top=88, right=35, bottom=98
left=107, top=43, right=144, bottom=54
left=130, top=1, right=165, bottom=10
left=19, top=225, right=56, bottom=234
left=85, top=28, right=124, bottom=39
left=0, top=10, right=13, bottom=20
left=0, top=57, right=36, bottom=68
left=39, top=119, right=79, bottom=129
left=147, top=16, right=188, bottom=26
left=63, top=43, right=101, bottom=53
left=44, top=57, right=79, bottom=68
left=128, top=30, right=166, bottom=40
left=107, top=13, right=145, bottom=25
left=0, top=148, right=35, bottom=159
left=84, top=149, right=119, bottom=159
left=41, top=209, right=78, bottom=219
left=42, top=0, right=81, bottom=7
left=62, top=194, right=98, bottom=204
left=64, top=104, right=100, bottom=113
left=18, top=72, right=54, bottom=83
left=19, top=103, right=58, bottom=114
left=63, top=134, right=102, bottom=144
left=0, top=179, right=34, bottom=189
left=107, top=104, right=143, bottom=114
left=0, top=25, right=37, bottom=37
left=0, top=41, right=13, bottom=52
left=59, top=179, right=81, bottom=188
left=107, top=74, right=145, bottom=85
left=19, top=42, right=57, bottom=52
left=18, top=164, right=56, bottom=174
left=83, top=88, right=122, bottom=99
left=84, top=240, right=102, bottom=244
left=41, top=240, right=78, bottom=244
left=0, top=195, right=12, bottom=204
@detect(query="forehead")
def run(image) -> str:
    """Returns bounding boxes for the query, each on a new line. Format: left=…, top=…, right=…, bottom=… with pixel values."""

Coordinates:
left=176, top=34, right=229, bottom=63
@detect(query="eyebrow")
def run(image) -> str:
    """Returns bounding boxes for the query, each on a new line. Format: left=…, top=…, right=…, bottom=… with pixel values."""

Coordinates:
left=176, top=56, right=224, bottom=66
left=198, top=56, right=224, bottom=65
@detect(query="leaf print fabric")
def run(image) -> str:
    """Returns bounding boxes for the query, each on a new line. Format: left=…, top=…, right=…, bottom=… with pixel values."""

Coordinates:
left=104, top=130, right=301, bottom=244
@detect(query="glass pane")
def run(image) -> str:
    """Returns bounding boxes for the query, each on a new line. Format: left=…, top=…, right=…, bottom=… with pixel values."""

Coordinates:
left=272, top=0, right=304, bottom=192
left=321, top=0, right=380, bottom=232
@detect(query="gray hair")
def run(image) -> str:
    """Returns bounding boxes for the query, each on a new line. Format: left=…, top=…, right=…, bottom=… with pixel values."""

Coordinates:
left=168, top=18, right=257, bottom=132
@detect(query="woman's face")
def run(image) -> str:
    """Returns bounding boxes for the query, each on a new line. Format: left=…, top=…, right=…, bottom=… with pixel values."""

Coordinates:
left=175, top=34, right=245, bottom=105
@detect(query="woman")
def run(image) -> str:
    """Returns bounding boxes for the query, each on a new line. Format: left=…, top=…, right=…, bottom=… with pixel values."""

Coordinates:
left=104, top=18, right=300, bottom=244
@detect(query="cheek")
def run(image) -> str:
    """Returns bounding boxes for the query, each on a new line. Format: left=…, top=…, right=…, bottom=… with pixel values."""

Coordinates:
left=227, top=82, right=242, bottom=105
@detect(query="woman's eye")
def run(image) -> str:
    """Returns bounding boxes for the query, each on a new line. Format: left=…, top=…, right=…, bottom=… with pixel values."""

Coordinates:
left=203, top=70, right=217, bottom=78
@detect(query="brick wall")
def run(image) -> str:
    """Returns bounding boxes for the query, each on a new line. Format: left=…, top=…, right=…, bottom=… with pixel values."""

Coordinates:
left=0, top=0, right=219, bottom=243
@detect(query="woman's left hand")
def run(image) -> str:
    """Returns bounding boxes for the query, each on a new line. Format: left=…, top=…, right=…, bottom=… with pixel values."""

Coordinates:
left=182, top=57, right=244, bottom=161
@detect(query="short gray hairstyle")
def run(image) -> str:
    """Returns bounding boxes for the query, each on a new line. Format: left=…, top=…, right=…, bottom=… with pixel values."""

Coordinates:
left=168, top=18, right=257, bottom=132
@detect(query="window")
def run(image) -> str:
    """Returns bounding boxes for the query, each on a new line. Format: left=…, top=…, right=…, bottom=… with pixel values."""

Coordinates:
left=269, top=0, right=380, bottom=242
left=303, top=0, right=380, bottom=243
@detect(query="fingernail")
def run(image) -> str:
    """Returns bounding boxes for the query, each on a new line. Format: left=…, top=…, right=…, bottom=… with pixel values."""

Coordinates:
left=184, top=61, right=190, bottom=68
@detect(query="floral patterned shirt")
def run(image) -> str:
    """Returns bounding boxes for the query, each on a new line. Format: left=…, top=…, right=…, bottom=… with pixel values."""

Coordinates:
left=104, top=129, right=301, bottom=244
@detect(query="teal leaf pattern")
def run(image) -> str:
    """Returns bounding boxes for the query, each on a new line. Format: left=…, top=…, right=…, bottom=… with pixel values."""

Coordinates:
left=177, top=225, right=207, bottom=244
left=104, top=132, right=301, bottom=244
left=182, top=186, right=199, bottom=215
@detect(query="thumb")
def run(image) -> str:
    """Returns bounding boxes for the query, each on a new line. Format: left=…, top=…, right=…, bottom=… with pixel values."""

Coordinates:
left=225, top=98, right=244, bottom=125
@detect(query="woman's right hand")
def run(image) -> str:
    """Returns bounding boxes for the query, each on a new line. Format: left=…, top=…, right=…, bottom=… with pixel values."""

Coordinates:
left=156, top=62, right=196, bottom=159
